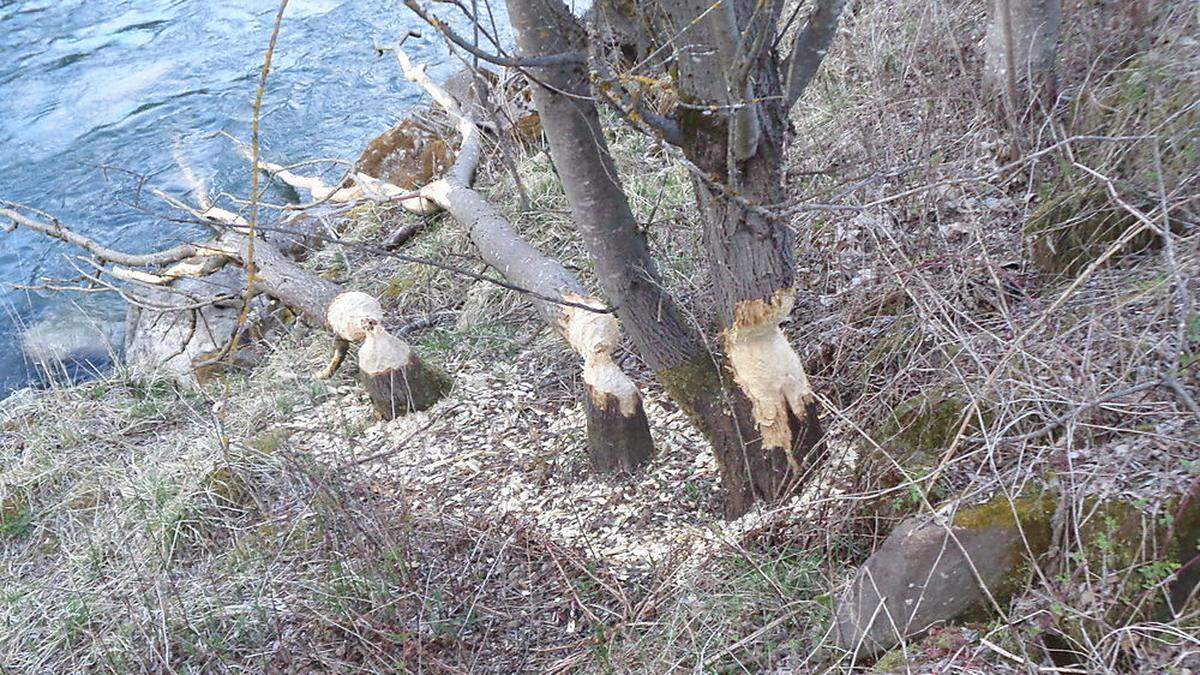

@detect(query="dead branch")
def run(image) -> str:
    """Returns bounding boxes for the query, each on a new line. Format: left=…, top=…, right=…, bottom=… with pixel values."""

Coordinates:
left=1, top=206, right=197, bottom=267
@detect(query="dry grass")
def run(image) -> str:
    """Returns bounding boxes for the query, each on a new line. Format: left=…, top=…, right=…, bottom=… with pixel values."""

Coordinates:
left=778, top=0, right=1200, bottom=669
left=3, top=0, right=1199, bottom=671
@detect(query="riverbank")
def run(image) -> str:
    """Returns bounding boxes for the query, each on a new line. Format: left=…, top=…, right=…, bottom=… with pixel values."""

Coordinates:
left=0, top=0, right=465, bottom=398
left=3, top=0, right=1198, bottom=670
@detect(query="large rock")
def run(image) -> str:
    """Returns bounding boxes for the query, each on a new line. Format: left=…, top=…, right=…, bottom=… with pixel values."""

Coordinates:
left=121, top=211, right=327, bottom=385
left=353, top=116, right=455, bottom=191
left=123, top=265, right=264, bottom=385
left=837, top=480, right=1200, bottom=661
left=834, top=490, right=1056, bottom=658
left=1026, top=184, right=1159, bottom=277
left=20, top=305, right=123, bottom=382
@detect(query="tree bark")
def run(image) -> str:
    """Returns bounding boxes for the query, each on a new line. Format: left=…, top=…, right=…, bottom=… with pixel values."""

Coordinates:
left=984, top=0, right=1062, bottom=121
left=390, top=50, right=655, bottom=472
left=239, top=235, right=450, bottom=419
left=659, top=0, right=827, bottom=494
left=505, top=0, right=808, bottom=516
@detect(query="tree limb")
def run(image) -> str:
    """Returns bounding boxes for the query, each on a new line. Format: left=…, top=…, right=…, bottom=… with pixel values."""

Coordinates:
left=783, top=0, right=846, bottom=110
left=1, top=206, right=198, bottom=267
left=400, top=1, right=585, bottom=68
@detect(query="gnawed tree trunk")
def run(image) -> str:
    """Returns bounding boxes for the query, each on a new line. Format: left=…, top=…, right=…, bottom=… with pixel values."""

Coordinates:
left=503, top=0, right=845, bottom=515
left=505, top=0, right=787, bottom=516
left=656, top=0, right=827, bottom=490
left=389, top=49, right=654, bottom=472
left=433, top=184, right=655, bottom=471
left=984, top=0, right=1062, bottom=120
left=256, top=51, right=656, bottom=470
left=233, top=231, right=451, bottom=420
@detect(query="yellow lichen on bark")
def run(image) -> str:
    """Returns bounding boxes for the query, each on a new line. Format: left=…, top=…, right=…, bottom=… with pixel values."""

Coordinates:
left=724, top=288, right=814, bottom=464
left=559, top=292, right=640, bottom=417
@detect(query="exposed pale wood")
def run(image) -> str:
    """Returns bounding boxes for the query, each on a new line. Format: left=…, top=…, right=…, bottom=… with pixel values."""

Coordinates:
left=233, top=234, right=450, bottom=418
left=391, top=45, right=655, bottom=471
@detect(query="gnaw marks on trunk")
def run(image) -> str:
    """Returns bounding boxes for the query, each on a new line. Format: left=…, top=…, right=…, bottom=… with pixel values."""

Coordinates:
left=386, top=48, right=655, bottom=472
left=258, top=247, right=451, bottom=421
left=503, top=0, right=828, bottom=516
left=498, top=0, right=848, bottom=515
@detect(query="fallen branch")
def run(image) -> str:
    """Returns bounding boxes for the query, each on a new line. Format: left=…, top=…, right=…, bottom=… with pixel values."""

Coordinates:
left=1, top=206, right=197, bottom=267
left=5, top=196, right=450, bottom=419
left=389, top=45, right=654, bottom=472
left=241, top=234, right=451, bottom=418
left=188, top=204, right=452, bottom=419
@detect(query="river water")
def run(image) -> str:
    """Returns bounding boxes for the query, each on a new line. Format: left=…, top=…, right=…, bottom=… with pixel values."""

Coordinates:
left=0, top=0, right=489, bottom=399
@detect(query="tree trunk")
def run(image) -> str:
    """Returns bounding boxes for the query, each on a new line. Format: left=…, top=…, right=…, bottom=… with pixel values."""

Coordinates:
left=429, top=179, right=655, bottom=472
left=386, top=50, right=656, bottom=472
left=241, top=236, right=450, bottom=420
left=984, top=0, right=1062, bottom=121
left=505, top=0, right=803, bottom=516
left=652, top=0, right=827, bottom=492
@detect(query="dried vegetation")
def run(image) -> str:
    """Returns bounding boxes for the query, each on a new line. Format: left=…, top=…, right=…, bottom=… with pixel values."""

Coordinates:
left=2, top=0, right=1199, bottom=671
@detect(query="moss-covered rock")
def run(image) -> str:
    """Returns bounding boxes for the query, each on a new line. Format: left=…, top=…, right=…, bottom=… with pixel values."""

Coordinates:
left=881, top=387, right=978, bottom=463
left=838, top=479, right=1200, bottom=662
left=834, top=488, right=1057, bottom=658
left=353, top=116, right=454, bottom=191
left=1158, top=478, right=1200, bottom=619
left=856, top=384, right=986, bottom=532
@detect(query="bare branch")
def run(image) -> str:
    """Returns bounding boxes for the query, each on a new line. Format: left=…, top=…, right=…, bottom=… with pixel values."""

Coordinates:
left=400, top=2, right=584, bottom=68
left=1, top=206, right=197, bottom=267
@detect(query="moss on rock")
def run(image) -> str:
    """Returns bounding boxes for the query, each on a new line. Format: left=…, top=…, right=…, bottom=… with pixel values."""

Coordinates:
left=952, top=489, right=1058, bottom=599
left=857, top=384, right=989, bottom=531
left=834, top=486, right=1057, bottom=658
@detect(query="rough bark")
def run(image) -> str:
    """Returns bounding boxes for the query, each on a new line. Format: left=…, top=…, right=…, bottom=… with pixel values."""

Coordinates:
left=392, top=50, right=654, bottom=472
left=984, top=0, right=1062, bottom=120
left=506, top=0, right=800, bottom=516
left=658, top=0, right=827, bottom=491
left=440, top=180, right=655, bottom=470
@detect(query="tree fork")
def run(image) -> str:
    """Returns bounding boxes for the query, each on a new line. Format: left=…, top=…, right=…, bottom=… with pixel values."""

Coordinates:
left=659, top=0, right=829, bottom=500
left=503, top=0, right=811, bottom=515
